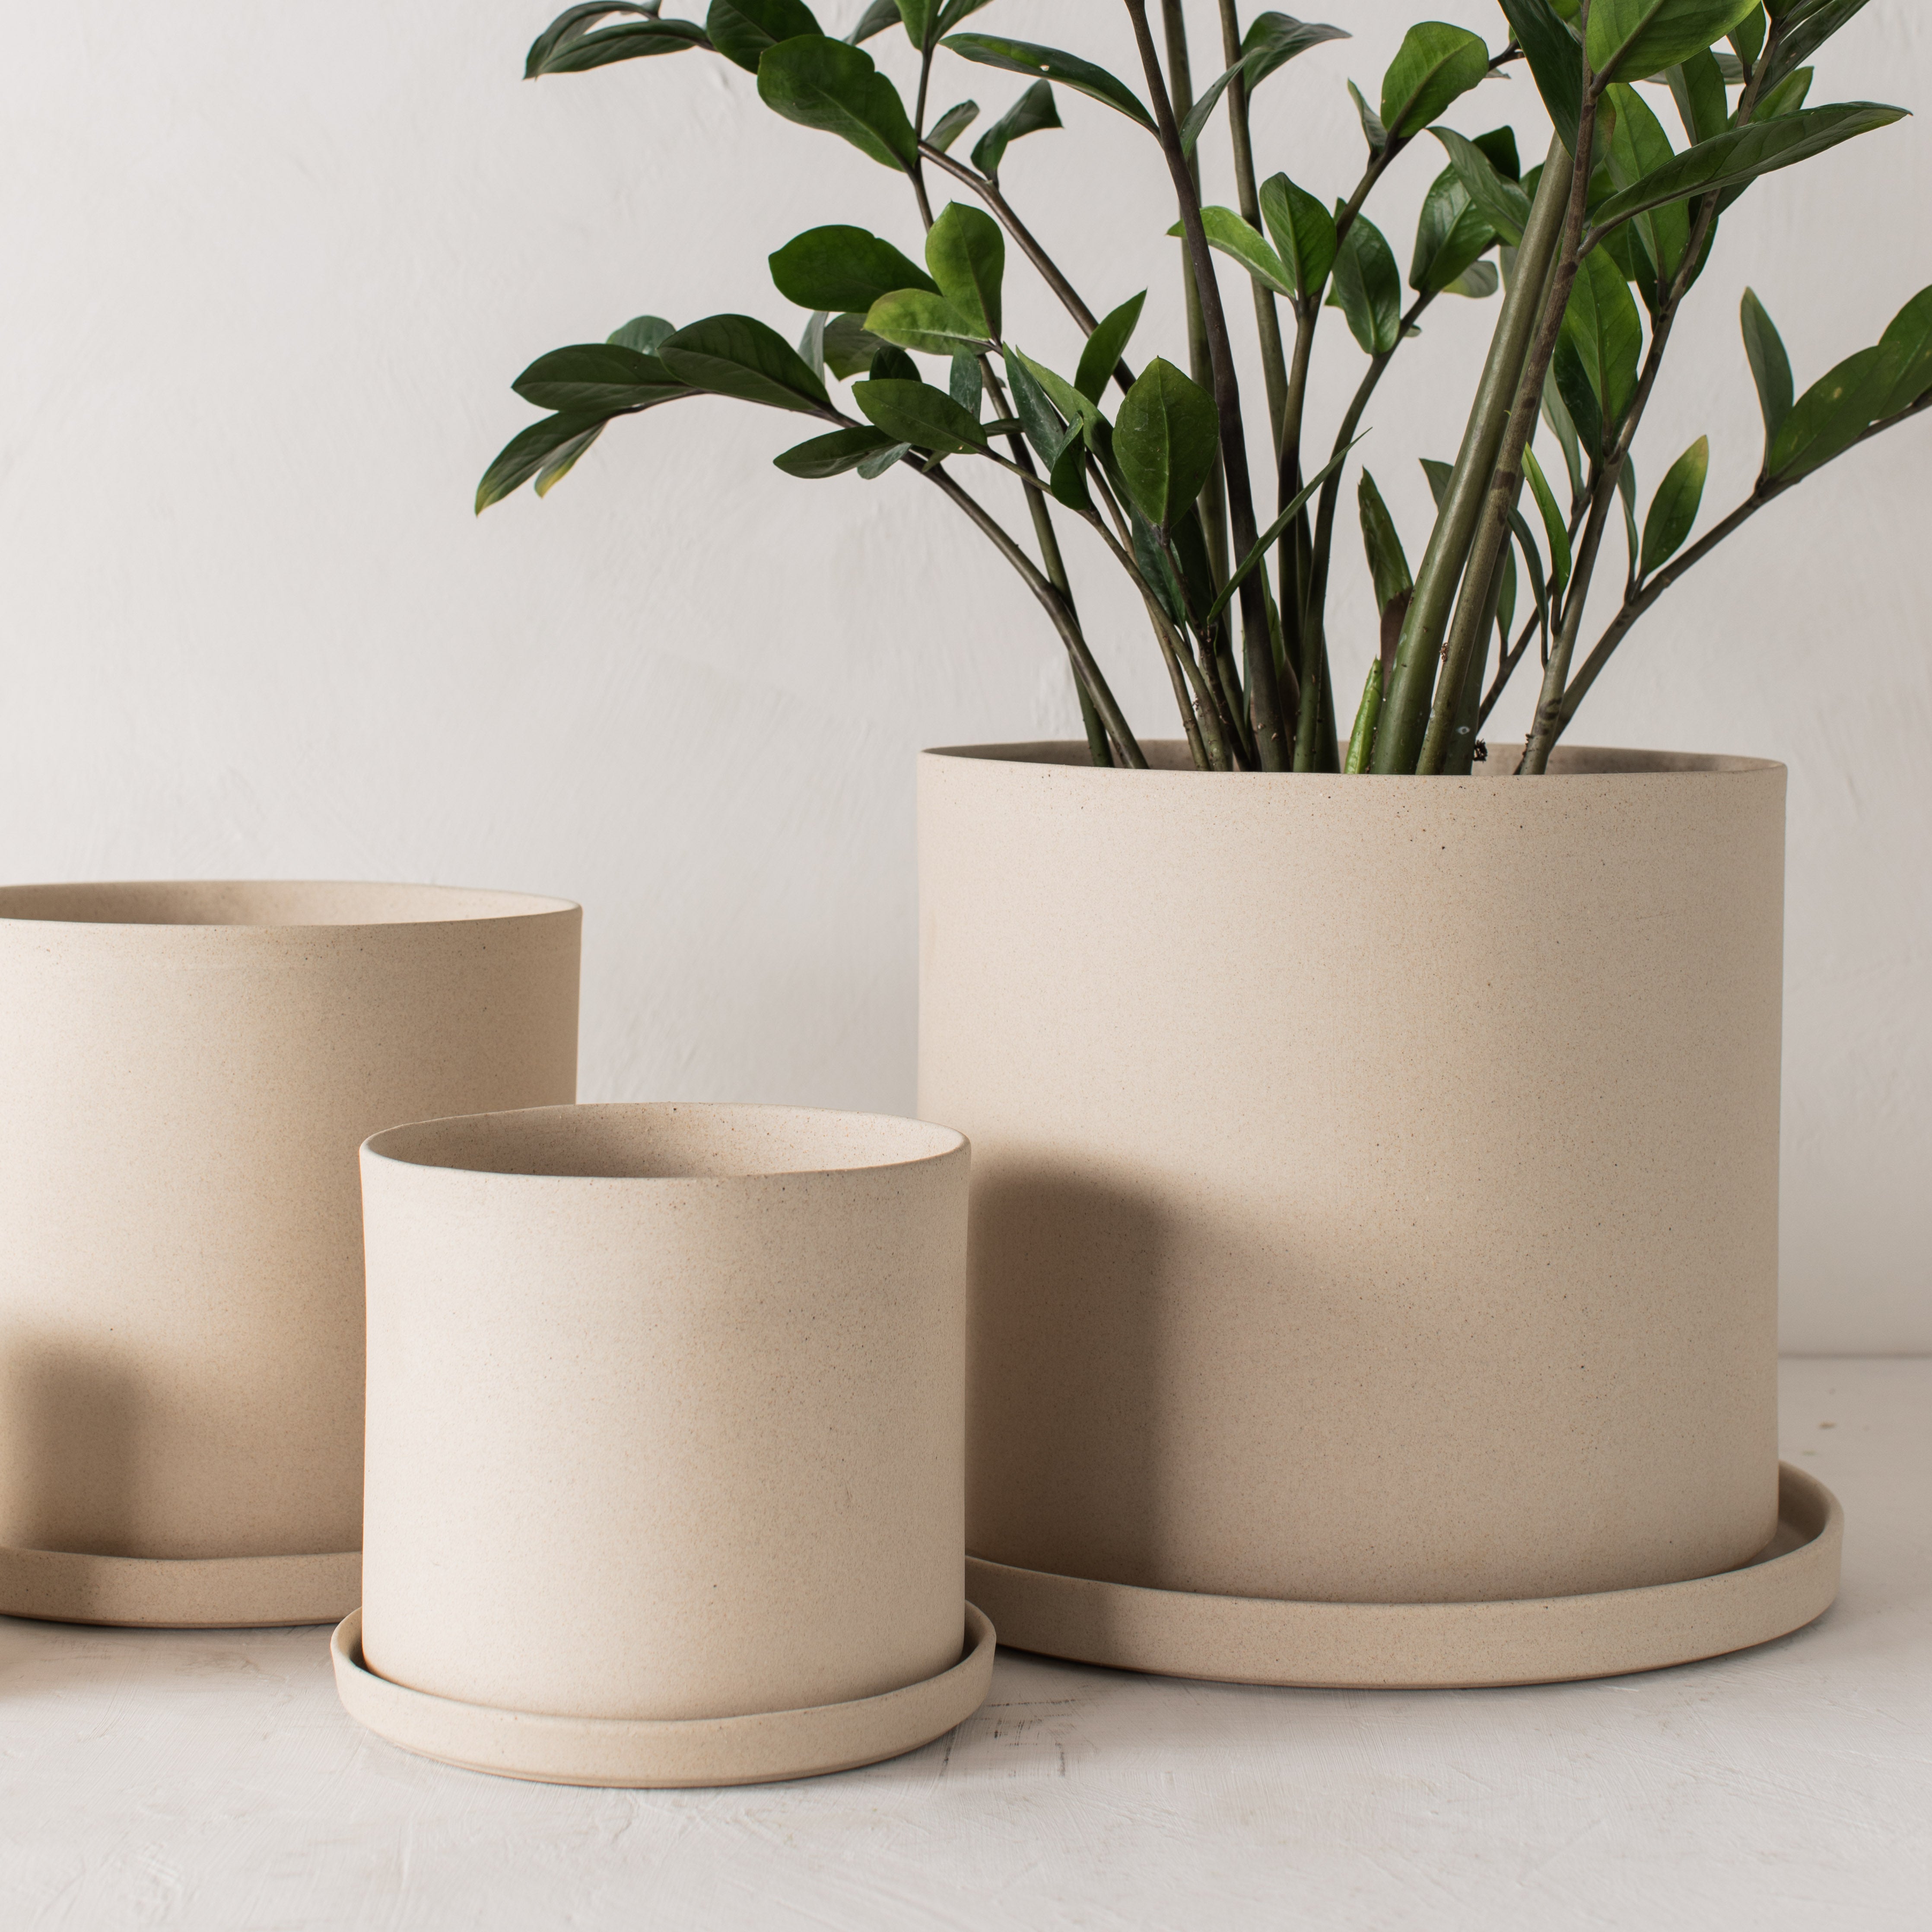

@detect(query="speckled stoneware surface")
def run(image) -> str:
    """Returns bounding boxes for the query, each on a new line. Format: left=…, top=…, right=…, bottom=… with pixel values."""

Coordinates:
left=0, top=881, right=581, bottom=1627
left=352, top=1102, right=980, bottom=1786
left=920, top=744, right=1796, bottom=1677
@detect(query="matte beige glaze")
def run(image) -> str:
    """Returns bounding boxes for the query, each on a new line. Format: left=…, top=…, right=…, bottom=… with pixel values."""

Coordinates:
left=968, top=1463, right=1840, bottom=1688
left=0, top=882, right=580, bottom=1627
left=920, top=744, right=1787, bottom=1617
left=354, top=1103, right=977, bottom=1783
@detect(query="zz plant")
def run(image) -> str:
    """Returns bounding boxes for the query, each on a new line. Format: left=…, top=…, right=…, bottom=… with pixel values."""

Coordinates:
left=479, top=0, right=1929, bottom=775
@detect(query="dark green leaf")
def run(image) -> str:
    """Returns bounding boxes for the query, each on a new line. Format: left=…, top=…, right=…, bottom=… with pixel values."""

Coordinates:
left=1768, top=343, right=1897, bottom=479
left=1739, top=286, right=1793, bottom=459
left=769, top=225, right=936, bottom=311
left=845, top=0, right=901, bottom=46
left=1542, top=368, right=1586, bottom=502
left=1113, top=357, right=1219, bottom=529
left=1590, top=102, right=1907, bottom=235
left=797, top=310, right=826, bottom=378
left=863, top=289, right=989, bottom=355
left=1347, top=79, right=1388, bottom=153
left=1002, top=350, right=1069, bottom=463
left=895, top=0, right=938, bottom=49
left=774, top=425, right=898, bottom=476
left=1420, top=455, right=1454, bottom=506
left=858, top=441, right=912, bottom=477
left=1046, top=424, right=1093, bottom=511
left=1473, top=125, right=1522, bottom=178
left=708, top=0, right=817, bottom=71
left=477, top=412, right=607, bottom=512
left=1178, top=15, right=1350, bottom=156
left=757, top=34, right=920, bottom=170
left=941, top=34, right=1154, bottom=130
left=1553, top=336, right=1605, bottom=458
left=1358, top=468, right=1412, bottom=613
left=1169, top=208, right=1294, bottom=299
left=1203, top=439, right=1359, bottom=627
left=1589, top=0, right=1760, bottom=85
left=1379, top=22, right=1490, bottom=141
left=933, top=0, right=991, bottom=35
left=970, top=78, right=1061, bottom=178
left=852, top=377, right=988, bottom=454
left=1729, top=4, right=1767, bottom=63
left=1753, top=66, right=1813, bottom=120
left=927, top=99, right=979, bottom=152
left=512, top=343, right=690, bottom=413
left=658, top=312, right=833, bottom=411
left=1760, top=0, right=1871, bottom=98
left=925, top=202, right=1004, bottom=341
left=1076, top=292, right=1145, bottom=403
left=1258, top=173, right=1338, bottom=302
left=1007, top=349, right=1103, bottom=443
left=607, top=314, right=677, bottom=353
left=1444, top=261, right=1500, bottom=298
left=1328, top=211, right=1402, bottom=355
left=1522, top=446, right=1572, bottom=598
left=823, top=310, right=890, bottom=378
left=1496, top=538, right=1518, bottom=646
left=1604, top=83, right=1688, bottom=305
left=1640, top=434, right=1708, bottom=572
left=1877, top=285, right=1932, bottom=417
left=1432, top=127, right=1532, bottom=245
left=949, top=350, right=983, bottom=418
left=1496, top=0, right=1583, bottom=154
left=1410, top=165, right=1497, bottom=296
left=1618, top=458, right=1641, bottom=578
left=1666, top=48, right=1729, bottom=145
left=869, top=344, right=919, bottom=381
left=1560, top=248, right=1643, bottom=435
left=527, top=6, right=710, bottom=76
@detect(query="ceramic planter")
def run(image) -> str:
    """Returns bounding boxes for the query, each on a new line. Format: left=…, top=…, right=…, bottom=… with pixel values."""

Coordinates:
left=0, top=881, right=580, bottom=1628
left=919, top=744, right=1841, bottom=1687
left=337, top=1101, right=991, bottom=1787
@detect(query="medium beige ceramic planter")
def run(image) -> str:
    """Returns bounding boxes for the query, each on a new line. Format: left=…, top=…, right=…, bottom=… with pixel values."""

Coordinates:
left=919, top=744, right=1841, bottom=1687
left=0, top=881, right=580, bottom=1628
left=341, top=1101, right=991, bottom=1787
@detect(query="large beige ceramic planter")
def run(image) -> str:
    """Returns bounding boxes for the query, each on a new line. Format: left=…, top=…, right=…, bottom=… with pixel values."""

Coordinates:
left=0, top=881, right=580, bottom=1628
left=339, top=1102, right=992, bottom=1787
left=919, top=744, right=1841, bottom=1687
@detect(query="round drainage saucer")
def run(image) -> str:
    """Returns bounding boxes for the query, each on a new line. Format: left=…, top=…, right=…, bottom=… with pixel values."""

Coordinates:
left=332, top=1602, right=997, bottom=1787
left=0, top=1544, right=360, bottom=1629
left=966, top=1462, right=1841, bottom=1689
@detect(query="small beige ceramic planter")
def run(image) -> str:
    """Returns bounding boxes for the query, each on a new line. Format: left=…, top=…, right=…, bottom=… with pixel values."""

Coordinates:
left=920, top=743, right=1842, bottom=1688
left=0, top=881, right=580, bottom=1628
left=337, top=1101, right=991, bottom=1788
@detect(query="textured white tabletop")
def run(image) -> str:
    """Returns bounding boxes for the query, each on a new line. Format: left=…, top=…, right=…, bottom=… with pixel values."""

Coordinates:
left=3, top=1357, right=1925, bottom=1932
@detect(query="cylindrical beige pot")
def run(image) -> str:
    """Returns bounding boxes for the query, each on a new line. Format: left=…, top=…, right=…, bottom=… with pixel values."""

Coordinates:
left=346, top=1102, right=988, bottom=1787
left=921, top=745, right=1802, bottom=1671
left=0, top=882, right=580, bottom=1627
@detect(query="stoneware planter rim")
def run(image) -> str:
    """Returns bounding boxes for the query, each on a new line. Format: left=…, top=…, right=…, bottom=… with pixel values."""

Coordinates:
left=0, top=879, right=579, bottom=930
left=331, top=1603, right=997, bottom=1789
left=925, top=739, right=1780, bottom=778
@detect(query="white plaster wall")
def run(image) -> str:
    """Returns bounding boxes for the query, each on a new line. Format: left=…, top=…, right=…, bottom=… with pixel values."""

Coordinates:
left=2, top=2, right=1926, bottom=1350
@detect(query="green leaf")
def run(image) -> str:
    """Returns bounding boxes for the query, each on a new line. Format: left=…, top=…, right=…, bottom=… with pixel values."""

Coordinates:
left=1420, top=456, right=1454, bottom=507
left=845, top=0, right=901, bottom=45
left=797, top=310, right=826, bottom=379
left=1604, top=83, right=1689, bottom=304
left=950, top=350, right=983, bottom=418
left=1666, top=48, right=1729, bottom=145
left=607, top=314, right=677, bottom=353
left=1347, top=80, right=1388, bottom=153
left=708, top=0, right=817, bottom=71
left=1589, top=0, right=1760, bottom=85
left=925, top=202, right=1005, bottom=341
left=1542, top=367, right=1586, bottom=502
left=823, top=310, right=890, bottom=378
left=1877, top=286, right=1932, bottom=418
left=1379, top=22, right=1490, bottom=141
left=941, top=34, right=1154, bottom=130
left=1046, top=425, right=1094, bottom=512
left=1618, top=458, right=1641, bottom=579
left=1521, top=446, right=1572, bottom=599
left=774, top=425, right=898, bottom=476
left=1640, top=434, right=1708, bottom=573
left=1753, top=64, right=1813, bottom=120
left=858, top=441, right=912, bottom=478
left=757, top=34, right=920, bottom=170
left=1729, top=4, right=1767, bottom=63
left=1344, top=659, right=1385, bottom=773
left=1076, top=292, right=1145, bottom=404
left=1258, top=173, right=1338, bottom=302
left=852, top=377, right=988, bottom=455
left=1113, top=358, right=1220, bottom=530
left=1443, top=261, right=1500, bottom=298
left=769, top=226, right=937, bottom=312
left=1590, top=101, right=1907, bottom=235
left=869, top=344, right=919, bottom=381
left=1002, top=350, right=1067, bottom=462
left=1560, top=248, right=1644, bottom=435
left=1473, top=126, right=1522, bottom=179
left=1169, top=207, right=1295, bottom=299
left=511, top=343, right=691, bottom=414
left=863, top=289, right=989, bottom=356
left=1432, top=127, right=1532, bottom=245
left=1495, top=0, right=1583, bottom=155
left=1203, top=440, right=1359, bottom=628
left=1410, top=165, right=1497, bottom=296
left=1328, top=212, right=1402, bottom=355
left=526, top=6, right=711, bottom=76
left=1760, top=0, right=1872, bottom=98
left=477, top=413, right=607, bottom=512
left=657, top=312, right=833, bottom=412
left=969, top=79, right=1061, bottom=178
left=1739, top=287, right=1793, bottom=460
left=895, top=0, right=938, bottom=48
left=1496, top=537, right=1518, bottom=646
left=1357, top=468, right=1413, bottom=613
left=1178, top=15, right=1350, bottom=156
left=926, top=99, right=979, bottom=153
left=1552, top=337, right=1605, bottom=459
left=1768, top=344, right=1898, bottom=480
left=1007, top=349, right=1103, bottom=444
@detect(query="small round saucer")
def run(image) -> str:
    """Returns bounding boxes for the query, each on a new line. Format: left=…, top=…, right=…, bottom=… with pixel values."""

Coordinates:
left=0, top=1544, right=360, bottom=1628
left=332, top=1603, right=997, bottom=1788
left=966, top=1462, right=1841, bottom=1689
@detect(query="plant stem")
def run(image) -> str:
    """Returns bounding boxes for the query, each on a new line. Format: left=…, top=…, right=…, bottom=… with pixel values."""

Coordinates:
left=1371, top=133, right=1575, bottom=773
left=1217, top=0, right=1289, bottom=452
left=1124, top=0, right=1287, bottom=769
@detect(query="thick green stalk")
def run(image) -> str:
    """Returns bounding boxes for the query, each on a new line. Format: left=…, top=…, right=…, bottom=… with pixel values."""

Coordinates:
left=1371, top=137, right=1573, bottom=773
